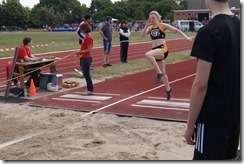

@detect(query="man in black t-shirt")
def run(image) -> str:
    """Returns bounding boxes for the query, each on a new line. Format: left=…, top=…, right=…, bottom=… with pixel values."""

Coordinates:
left=184, top=0, right=240, bottom=160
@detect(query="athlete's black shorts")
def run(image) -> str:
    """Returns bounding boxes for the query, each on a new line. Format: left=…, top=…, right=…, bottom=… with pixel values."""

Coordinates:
left=152, top=44, right=169, bottom=61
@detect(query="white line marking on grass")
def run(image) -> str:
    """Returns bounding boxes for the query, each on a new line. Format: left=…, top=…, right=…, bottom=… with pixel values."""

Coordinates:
left=0, top=131, right=44, bottom=149
left=131, top=104, right=189, bottom=111
left=81, top=73, right=195, bottom=118
left=52, top=98, right=101, bottom=103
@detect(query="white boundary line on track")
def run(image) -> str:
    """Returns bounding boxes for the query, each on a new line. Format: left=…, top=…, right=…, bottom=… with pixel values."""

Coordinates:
left=131, top=104, right=189, bottom=111
left=74, top=92, right=121, bottom=96
left=137, top=100, right=190, bottom=108
left=0, top=131, right=45, bottom=149
left=52, top=98, right=101, bottom=103
left=60, top=94, right=111, bottom=101
left=81, top=73, right=196, bottom=118
left=148, top=97, right=190, bottom=102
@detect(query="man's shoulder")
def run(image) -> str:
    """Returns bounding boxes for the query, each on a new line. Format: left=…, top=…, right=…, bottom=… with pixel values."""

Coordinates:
left=18, top=45, right=24, bottom=48
left=18, top=45, right=26, bottom=51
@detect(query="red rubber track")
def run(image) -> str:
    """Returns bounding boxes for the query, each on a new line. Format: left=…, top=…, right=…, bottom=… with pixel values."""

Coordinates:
left=0, top=39, right=195, bottom=122
left=25, top=59, right=196, bottom=122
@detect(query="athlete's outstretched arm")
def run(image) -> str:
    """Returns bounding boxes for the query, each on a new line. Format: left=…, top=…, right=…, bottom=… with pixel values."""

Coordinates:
left=164, top=23, right=193, bottom=42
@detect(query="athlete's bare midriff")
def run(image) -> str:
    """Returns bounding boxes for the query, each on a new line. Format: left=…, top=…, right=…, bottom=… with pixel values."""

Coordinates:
left=152, top=38, right=166, bottom=48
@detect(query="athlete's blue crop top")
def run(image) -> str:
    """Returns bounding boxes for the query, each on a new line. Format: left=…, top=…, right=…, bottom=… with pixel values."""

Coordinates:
left=149, top=25, right=166, bottom=40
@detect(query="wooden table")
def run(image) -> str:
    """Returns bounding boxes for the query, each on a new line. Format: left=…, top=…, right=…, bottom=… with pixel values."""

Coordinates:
left=15, top=58, right=59, bottom=89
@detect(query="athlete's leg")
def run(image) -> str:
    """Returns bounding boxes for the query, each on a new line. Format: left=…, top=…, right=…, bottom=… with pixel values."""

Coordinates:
left=157, top=60, right=170, bottom=91
left=145, top=49, right=164, bottom=74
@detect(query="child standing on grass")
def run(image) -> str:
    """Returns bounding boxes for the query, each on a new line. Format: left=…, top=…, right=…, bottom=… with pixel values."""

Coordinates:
left=75, top=23, right=94, bottom=96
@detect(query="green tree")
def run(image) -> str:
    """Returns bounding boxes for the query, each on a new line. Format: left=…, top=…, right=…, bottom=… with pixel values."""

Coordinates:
left=179, top=0, right=188, bottom=10
left=1, top=0, right=184, bottom=28
left=29, top=6, right=54, bottom=28
left=0, top=4, right=3, bottom=27
left=1, top=0, right=29, bottom=28
left=155, top=0, right=179, bottom=21
left=31, top=0, right=88, bottom=27
left=68, top=3, right=88, bottom=24
left=89, top=0, right=113, bottom=14
left=134, top=9, right=145, bottom=20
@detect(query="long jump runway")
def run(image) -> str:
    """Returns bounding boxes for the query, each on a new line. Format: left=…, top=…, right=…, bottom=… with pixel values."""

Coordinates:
left=25, top=59, right=197, bottom=122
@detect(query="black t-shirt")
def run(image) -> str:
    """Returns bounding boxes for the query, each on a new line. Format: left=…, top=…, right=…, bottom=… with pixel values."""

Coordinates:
left=190, top=14, right=240, bottom=128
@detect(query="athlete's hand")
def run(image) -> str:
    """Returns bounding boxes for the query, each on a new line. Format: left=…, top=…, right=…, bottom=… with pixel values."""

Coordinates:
left=186, top=37, right=193, bottom=42
left=145, top=18, right=152, bottom=27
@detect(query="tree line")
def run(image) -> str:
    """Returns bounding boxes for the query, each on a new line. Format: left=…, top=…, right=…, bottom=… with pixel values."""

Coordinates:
left=0, top=0, right=187, bottom=29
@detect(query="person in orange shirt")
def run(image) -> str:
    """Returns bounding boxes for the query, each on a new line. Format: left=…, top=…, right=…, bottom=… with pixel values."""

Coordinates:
left=15, top=37, right=43, bottom=87
left=75, top=23, right=94, bottom=96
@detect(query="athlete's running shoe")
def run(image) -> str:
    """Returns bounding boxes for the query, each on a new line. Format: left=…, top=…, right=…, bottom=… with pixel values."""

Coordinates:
left=106, top=63, right=112, bottom=66
left=156, top=73, right=163, bottom=83
left=166, top=87, right=172, bottom=100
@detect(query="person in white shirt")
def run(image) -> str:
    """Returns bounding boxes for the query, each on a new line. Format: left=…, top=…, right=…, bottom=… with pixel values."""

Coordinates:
left=76, top=14, right=92, bottom=45
left=119, top=21, right=131, bottom=63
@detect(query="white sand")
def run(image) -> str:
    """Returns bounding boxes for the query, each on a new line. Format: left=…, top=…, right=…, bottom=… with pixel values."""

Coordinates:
left=0, top=102, right=194, bottom=160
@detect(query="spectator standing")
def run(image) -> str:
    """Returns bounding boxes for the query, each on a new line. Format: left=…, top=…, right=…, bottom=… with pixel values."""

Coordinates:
left=99, top=16, right=113, bottom=68
left=184, top=0, right=240, bottom=160
left=98, top=20, right=104, bottom=30
left=76, top=14, right=92, bottom=45
left=75, top=23, right=94, bottom=96
left=119, top=21, right=130, bottom=63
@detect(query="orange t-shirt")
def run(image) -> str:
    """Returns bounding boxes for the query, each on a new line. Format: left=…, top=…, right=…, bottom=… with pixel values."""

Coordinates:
left=80, top=34, right=93, bottom=58
left=17, top=45, right=31, bottom=62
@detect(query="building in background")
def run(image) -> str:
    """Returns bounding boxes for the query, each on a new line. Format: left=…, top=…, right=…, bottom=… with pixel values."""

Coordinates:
left=187, top=0, right=240, bottom=10
left=174, top=0, right=240, bottom=22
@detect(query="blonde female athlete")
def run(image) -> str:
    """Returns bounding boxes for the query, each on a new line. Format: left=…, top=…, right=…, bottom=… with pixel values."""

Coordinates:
left=141, top=11, right=192, bottom=100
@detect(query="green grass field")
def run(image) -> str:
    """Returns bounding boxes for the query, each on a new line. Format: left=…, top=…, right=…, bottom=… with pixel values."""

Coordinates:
left=0, top=31, right=196, bottom=58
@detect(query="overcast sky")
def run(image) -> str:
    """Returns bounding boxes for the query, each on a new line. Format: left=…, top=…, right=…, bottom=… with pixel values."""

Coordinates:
left=0, top=0, right=119, bottom=8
